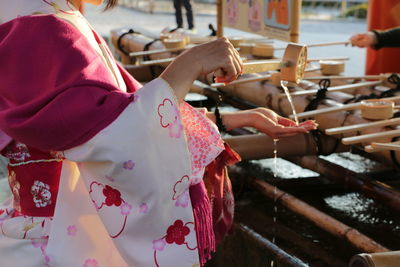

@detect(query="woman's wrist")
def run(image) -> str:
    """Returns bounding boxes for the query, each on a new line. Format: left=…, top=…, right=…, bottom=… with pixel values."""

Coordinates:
left=206, top=111, right=253, bottom=131
left=159, top=53, right=199, bottom=103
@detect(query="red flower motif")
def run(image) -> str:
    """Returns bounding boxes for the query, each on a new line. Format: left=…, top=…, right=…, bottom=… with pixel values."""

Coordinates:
left=103, top=185, right=122, bottom=207
left=165, top=220, right=190, bottom=245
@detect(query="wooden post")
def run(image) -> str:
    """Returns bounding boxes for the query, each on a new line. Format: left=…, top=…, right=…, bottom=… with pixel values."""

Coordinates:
left=216, top=0, right=224, bottom=37
left=290, top=0, right=301, bottom=43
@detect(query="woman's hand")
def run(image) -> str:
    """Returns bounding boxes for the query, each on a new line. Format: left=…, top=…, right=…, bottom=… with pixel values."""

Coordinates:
left=160, top=37, right=243, bottom=102
left=210, top=108, right=318, bottom=139
left=190, top=37, right=243, bottom=84
left=350, top=32, right=377, bottom=48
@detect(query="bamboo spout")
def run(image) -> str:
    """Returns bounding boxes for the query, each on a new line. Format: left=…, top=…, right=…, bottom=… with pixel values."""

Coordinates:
left=349, top=251, right=400, bottom=267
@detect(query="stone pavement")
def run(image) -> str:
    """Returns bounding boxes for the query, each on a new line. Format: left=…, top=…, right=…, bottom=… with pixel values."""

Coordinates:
left=84, top=4, right=368, bottom=75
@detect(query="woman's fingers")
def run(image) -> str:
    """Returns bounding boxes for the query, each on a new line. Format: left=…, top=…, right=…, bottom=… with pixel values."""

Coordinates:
left=299, top=120, right=318, bottom=131
left=277, top=116, right=297, bottom=127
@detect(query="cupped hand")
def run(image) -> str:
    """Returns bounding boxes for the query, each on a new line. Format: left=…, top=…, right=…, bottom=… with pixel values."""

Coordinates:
left=246, top=108, right=318, bottom=139
left=350, top=32, right=377, bottom=48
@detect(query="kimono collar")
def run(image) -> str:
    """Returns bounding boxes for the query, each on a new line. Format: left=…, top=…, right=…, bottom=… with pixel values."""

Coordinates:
left=0, top=0, right=77, bottom=24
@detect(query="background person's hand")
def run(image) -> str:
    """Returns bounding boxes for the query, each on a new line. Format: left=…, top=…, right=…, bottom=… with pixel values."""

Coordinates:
left=350, top=32, right=377, bottom=48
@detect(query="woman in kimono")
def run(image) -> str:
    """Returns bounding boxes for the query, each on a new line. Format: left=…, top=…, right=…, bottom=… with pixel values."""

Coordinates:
left=0, top=0, right=316, bottom=266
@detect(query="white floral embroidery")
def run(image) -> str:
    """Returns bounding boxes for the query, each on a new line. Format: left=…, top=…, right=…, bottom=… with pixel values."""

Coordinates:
left=5, top=142, right=31, bottom=162
left=31, top=181, right=52, bottom=208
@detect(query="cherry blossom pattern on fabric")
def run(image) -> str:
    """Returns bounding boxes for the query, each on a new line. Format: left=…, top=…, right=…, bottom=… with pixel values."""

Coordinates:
left=175, top=190, right=190, bottom=208
left=31, top=236, right=50, bottom=266
left=83, top=258, right=99, bottom=267
left=122, top=160, right=135, bottom=170
left=89, top=182, right=129, bottom=238
left=179, top=102, right=224, bottom=184
left=157, top=98, right=183, bottom=138
left=67, top=225, right=78, bottom=236
left=31, top=181, right=52, bottom=208
left=139, top=203, right=149, bottom=214
left=152, top=220, right=197, bottom=267
left=172, top=175, right=191, bottom=201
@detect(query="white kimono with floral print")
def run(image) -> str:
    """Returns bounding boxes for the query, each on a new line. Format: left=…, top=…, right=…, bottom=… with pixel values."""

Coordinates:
left=0, top=4, right=225, bottom=266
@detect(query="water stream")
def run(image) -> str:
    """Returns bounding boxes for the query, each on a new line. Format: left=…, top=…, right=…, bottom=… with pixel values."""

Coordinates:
left=280, top=80, right=299, bottom=125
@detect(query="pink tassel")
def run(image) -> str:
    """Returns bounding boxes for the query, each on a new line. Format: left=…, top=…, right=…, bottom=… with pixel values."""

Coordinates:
left=190, top=182, right=215, bottom=266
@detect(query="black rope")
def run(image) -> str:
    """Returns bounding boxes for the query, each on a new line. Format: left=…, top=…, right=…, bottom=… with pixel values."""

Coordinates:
left=303, top=79, right=331, bottom=112
left=214, top=95, right=227, bottom=132
left=302, top=79, right=340, bottom=155
left=381, top=73, right=400, bottom=98
left=343, top=92, right=379, bottom=104
left=344, top=73, right=400, bottom=104
left=117, top=29, right=137, bottom=56
left=142, top=39, right=160, bottom=79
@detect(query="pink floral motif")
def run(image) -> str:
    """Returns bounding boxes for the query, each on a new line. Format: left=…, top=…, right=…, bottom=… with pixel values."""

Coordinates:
left=179, top=102, right=224, bottom=181
left=31, top=236, right=48, bottom=253
left=105, top=175, right=115, bottom=182
left=157, top=98, right=178, bottom=128
left=175, top=190, right=189, bottom=208
left=0, top=210, right=3, bottom=216
left=67, top=225, right=78, bottom=236
left=31, top=180, right=52, bottom=208
left=168, top=121, right=183, bottom=139
left=172, top=175, right=191, bottom=200
left=152, top=238, right=167, bottom=251
left=139, top=203, right=148, bottom=214
left=120, top=202, right=132, bottom=216
left=123, top=160, right=135, bottom=170
left=103, top=185, right=122, bottom=207
left=31, top=236, right=50, bottom=267
left=166, top=220, right=190, bottom=245
left=83, top=259, right=98, bottom=267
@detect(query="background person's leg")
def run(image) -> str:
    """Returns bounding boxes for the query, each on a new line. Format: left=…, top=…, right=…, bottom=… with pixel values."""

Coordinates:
left=173, top=0, right=184, bottom=28
left=182, top=0, right=194, bottom=29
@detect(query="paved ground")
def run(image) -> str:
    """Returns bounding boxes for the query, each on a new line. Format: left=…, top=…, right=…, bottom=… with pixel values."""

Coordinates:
left=85, top=4, right=368, bottom=76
